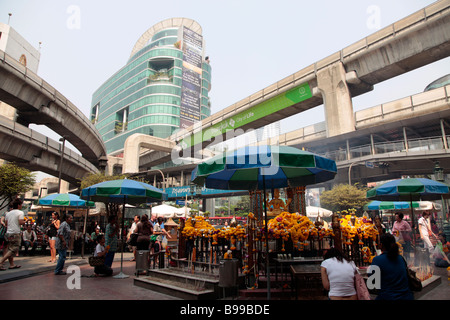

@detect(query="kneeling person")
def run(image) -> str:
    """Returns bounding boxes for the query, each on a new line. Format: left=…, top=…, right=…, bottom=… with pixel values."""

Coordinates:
left=94, top=235, right=113, bottom=276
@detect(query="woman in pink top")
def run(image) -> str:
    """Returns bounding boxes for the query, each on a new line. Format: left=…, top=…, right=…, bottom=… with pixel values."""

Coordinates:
left=392, top=213, right=412, bottom=259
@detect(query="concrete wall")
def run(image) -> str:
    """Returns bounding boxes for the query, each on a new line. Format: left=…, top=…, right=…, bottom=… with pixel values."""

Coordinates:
left=0, top=23, right=40, bottom=73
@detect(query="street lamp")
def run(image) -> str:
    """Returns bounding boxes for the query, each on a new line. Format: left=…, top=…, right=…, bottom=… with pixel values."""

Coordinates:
left=433, top=161, right=447, bottom=224
left=434, top=161, right=444, bottom=182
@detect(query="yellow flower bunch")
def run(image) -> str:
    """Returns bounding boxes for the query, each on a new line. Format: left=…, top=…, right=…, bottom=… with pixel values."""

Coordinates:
left=267, top=212, right=333, bottom=249
left=361, top=246, right=374, bottom=263
left=24, top=216, right=35, bottom=224
left=339, top=214, right=378, bottom=245
left=182, top=216, right=215, bottom=239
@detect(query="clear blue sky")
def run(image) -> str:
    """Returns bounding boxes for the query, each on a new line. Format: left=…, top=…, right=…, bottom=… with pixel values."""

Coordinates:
left=0, top=0, right=448, bottom=166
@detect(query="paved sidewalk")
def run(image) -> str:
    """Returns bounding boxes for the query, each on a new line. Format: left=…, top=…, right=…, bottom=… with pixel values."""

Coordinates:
left=0, top=252, right=448, bottom=300
left=0, top=252, right=181, bottom=300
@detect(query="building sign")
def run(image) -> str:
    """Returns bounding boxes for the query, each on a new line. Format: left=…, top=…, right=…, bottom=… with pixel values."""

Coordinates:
left=179, top=81, right=313, bottom=149
left=166, top=186, right=246, bottom=199
left=180, top=26, right=203, bottom=129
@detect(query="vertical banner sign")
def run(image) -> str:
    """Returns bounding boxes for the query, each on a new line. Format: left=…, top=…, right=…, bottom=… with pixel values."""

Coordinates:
left=180, top=26, right=203, bottom=129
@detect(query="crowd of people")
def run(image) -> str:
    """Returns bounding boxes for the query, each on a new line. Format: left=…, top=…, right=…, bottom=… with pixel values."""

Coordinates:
left=0, top=200, right=172, bottom=277
left=320, top=210, right=450, bottom=300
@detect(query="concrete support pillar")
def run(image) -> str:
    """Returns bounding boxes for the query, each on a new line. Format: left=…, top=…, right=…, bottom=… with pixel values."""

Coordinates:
left=122, top=133, right=175, bottom=174
left=316, top=62, right=355, bottom=137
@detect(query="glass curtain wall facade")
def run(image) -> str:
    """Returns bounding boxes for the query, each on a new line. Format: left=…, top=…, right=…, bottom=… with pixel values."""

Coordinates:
left=91, top=18, right=211, bottom=156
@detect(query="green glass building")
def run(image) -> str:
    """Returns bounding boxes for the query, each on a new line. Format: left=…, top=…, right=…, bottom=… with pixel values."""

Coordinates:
left=91, top=18, right=211, bottom=156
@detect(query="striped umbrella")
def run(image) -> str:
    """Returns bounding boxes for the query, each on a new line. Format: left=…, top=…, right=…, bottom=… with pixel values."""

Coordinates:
left=192, top=145, right=337, bottom=190
left=81, top=178, right=167, bottom=204
left=191, top=145, right=336, bottom=300
left=38, top=193, right=95, bottom=207
left=81, top=179, right=167, bottom=279
left=363, top=200, right=420, bottom=211
left=366, top=178, right=450, bottom=201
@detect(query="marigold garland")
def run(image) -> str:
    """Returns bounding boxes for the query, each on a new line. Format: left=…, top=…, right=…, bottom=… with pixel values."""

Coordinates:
left=338, top=212, right=378, bottom=246
left=266, top=211, right=334, bottom=249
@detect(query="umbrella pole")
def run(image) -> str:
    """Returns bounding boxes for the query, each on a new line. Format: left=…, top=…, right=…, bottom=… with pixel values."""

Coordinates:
left=114, top=195, right=129, bottom=279
left=410, top=194, right=416, bottom=250
left=262, top=175, right=270, bottom=300
left=81, top=204, right=88, bottom=259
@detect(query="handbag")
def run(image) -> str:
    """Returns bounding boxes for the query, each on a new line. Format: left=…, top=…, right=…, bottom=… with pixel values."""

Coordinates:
left=89, top=255, right=105, bottom=267
left=127, top=233, right=138, bottom=246
left=402, top=257, right=422, bottom=291
left=354, top=271, right=371, bottom=300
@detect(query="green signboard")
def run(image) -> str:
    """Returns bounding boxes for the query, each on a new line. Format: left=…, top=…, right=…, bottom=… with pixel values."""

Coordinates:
left=178, top=82, right=312, bottom=149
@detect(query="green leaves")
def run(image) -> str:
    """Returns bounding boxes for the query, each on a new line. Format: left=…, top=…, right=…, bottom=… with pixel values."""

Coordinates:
left=0, top=163, right=35, bottom=211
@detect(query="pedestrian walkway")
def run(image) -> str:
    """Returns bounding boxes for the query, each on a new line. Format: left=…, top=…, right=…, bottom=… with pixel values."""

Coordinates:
left=0, top=251, right=181, bottom=300
left=0, top=251, right=448, bottom=300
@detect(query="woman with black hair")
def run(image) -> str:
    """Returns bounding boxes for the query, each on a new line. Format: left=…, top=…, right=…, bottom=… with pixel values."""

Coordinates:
left=320, top=247, right=358, bottom=300
left=370, top=233, right=413, bottom=300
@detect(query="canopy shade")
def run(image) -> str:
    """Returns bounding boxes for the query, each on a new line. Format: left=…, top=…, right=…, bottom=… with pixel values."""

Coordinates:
left=38, top=193, right=95, bottom=208
left=366, top=178, right=450, bottom=201
left=81, top=179, right=167, bottom=205
left=305, top=206, right=333, bottom=218
left=191, top=145, right=337, bottom=190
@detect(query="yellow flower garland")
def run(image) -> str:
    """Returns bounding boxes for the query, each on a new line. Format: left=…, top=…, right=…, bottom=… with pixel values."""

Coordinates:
left=266, top=211, right=334, bottom=249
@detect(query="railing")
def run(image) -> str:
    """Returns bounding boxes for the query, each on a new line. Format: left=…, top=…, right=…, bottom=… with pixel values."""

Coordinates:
left=318, top=135, right=448, bottom=163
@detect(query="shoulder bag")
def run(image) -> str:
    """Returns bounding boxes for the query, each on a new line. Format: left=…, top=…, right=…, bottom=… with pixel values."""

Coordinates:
left=354, top=269, right=371, bottom=300
left=89, top=255, right=105, bottom=267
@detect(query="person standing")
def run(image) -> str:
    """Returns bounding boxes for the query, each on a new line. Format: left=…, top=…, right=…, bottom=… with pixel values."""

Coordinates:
left=127, top=215, right=140, bottom=261
left=54, top=214, right=73, bottom=275
left=392, top=213, right=412, bottom=260
left=47, top=212, right=60, bottom=263
left=370, top=233, right=413, bottom=300
left=105, top=215, right=119, bottom=268
left=136, top=214, right=152, bottom=251
left=0, top=198, right=25, bottom=270
left=418, top=211, right=437, bottom=252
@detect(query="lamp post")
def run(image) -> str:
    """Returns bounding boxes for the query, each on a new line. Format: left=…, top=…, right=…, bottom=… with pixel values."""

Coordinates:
left=57, top=137, right=66, bottom=193
left=434, top=161, right=444, bottom=182
left=434, top=161, right=446, bottom=224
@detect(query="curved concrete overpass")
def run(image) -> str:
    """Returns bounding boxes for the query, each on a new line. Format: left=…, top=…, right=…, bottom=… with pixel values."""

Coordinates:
left=0, top=116, right=99, bottom=185
left=0, top=51, right=107, bottom=168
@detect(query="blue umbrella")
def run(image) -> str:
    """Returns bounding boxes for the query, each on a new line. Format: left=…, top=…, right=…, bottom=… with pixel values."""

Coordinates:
left=192, top=145, right=337, bottom=190
left=81, top=179, right=167, bottom=278
left=363, top=200, right=420, bottom=211
left=38, top=193, right=95, bottom=207
left=366, top=178, right=450, bottom=201
left=367, top=178, right=450, bottom=247
left=81, top=178, right=167, bottom=204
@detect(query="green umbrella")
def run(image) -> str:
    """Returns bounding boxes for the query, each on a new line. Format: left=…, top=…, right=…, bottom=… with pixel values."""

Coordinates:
left=363, top=200, right=420, bottom=211
left=38, top=193, right=95, bottom=207
left=81, top=179, right=167, bottom=279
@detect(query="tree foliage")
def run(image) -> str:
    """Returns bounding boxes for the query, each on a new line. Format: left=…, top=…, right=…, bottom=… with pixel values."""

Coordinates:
left=320, top=184, right=369, bottom=213
left=79, top=172, right=127, bottom=190
left=0, top=163, right=35, bottom=211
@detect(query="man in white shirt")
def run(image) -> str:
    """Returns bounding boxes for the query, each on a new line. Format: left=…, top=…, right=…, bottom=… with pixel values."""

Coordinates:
left=0, top=198, right=25, bottom=270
